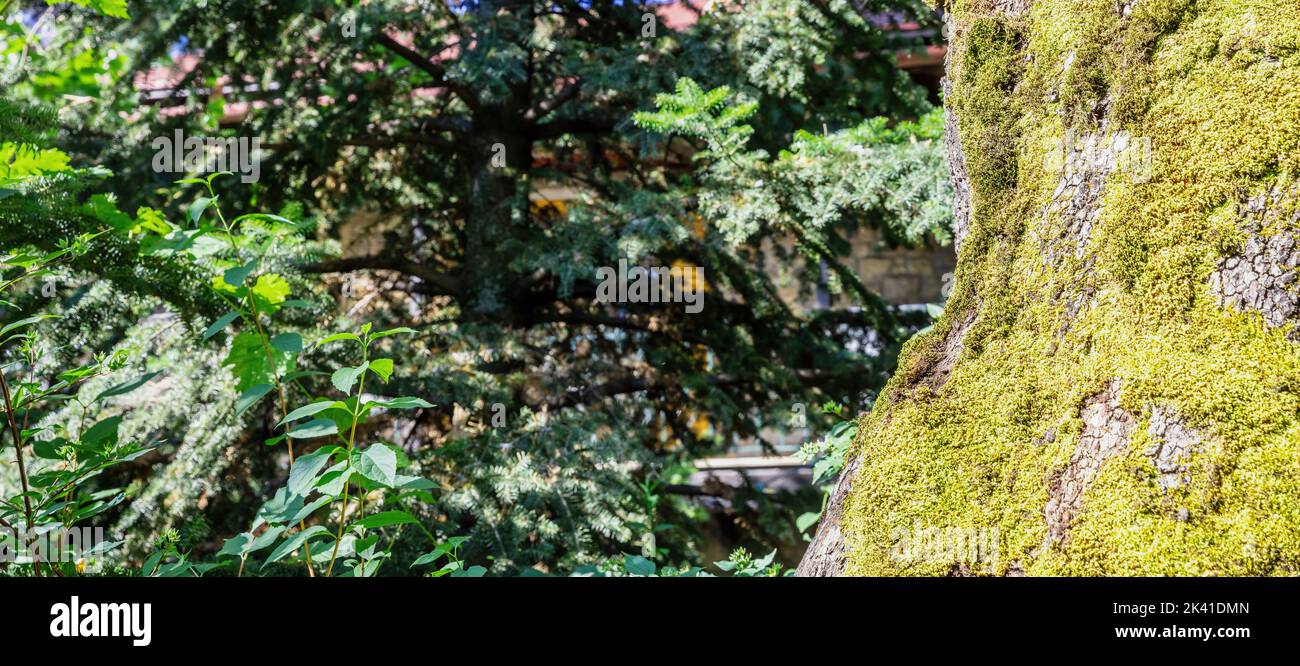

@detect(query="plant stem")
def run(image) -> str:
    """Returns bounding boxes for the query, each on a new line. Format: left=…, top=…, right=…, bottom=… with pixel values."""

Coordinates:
left=326, top=345, right=368, bottom=576
left=212, top=195, right=316, bottom=577
left=0, top=369, right=39, bottom=576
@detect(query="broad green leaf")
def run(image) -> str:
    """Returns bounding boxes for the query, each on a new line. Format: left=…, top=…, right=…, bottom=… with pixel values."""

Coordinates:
left=188, top=196, right=213, bottom=224
left=222, top=330, right=291, bottom=392
left=374, top=396, right=433, bottom=410
left=331, top=365, right=367, bottom=395
left=287, top=417, right=338, bottom=440
left=93, top=370, right=161, bottom=402
left=451, top=565, right=487, bottom=578
left=80, top=415, right=122, bottom=447
left=394, top=475, right=437, bottom=490
left=202, top=311, right=241, bottom=340
left=251, top=273, right=291, bottom=311
left=796, top=511, right=821, bottom=533
left=270, top=332, right=303, bottom=353
left=624, top=555, right=656, bottom=576
left=278, top=400, right=339, bottom=426
left=351, top=510, right=418, bottom=530
left=222, top=261, right=257, bottom=287
left=371, top=327, right=417, bottom=339
left=315, top=332, right=362, bottom=348
left=411, top=550, right=446, bottom=567
left=287, top=447, right=335, bottom=496
left=367, top=358, right=394, bottom=383
left=32, top=438, right=67, bottom=460
left=262, top=525, right=330, bottom=569
left=353, top=444, right=396, bottom=487
left=235, top=383, right=274, bottom=417
left=315, top=466, right=353, bottom=497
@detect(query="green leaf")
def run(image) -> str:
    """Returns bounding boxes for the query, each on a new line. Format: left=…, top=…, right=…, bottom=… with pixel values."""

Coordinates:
left=53, top=0, right=130, bottom=19
left=251, top=273, right=291, bottom=312
left=32, top=438, right=67, bottom=460
left=202, top=311, right=241, bottom=340
left=222, top=261, right=257, bottom=287
left=353, top=444, right=397, bottom=487
left=287, top=417, right=338, bottom=440
left=368, top=358, right=394, bottom=383
left=287, top=447, right=335, bottom=496
left=451, top=565, right=486, bottom=578
left=94, top=370, right=161, bottom=402
left=188, top=196, right=213, bottom=224
left=262, top=525, right=331, bottom=569
left=371, top=327, right=417, bottom=339
left=351, top=510, right=418, bottom=530
left=796, top=510, right=822, bottom=533
left=623, top=555, right=656, bottom=576
left=394, top=475, right=437, bottom=490
left=331, top=365, right=367, bottom=395
left=278, top=400, right=340, bottom=426
left=270, top=332, right=303, bottom=353
left=0, top=314, right=54, bottom=340
left=222, top=330, right=291, bottom=392
left=315, top=332, right=362, bottom=348
left=216, top=533, right=250, bottom=558
left=235, top=383, right=274, bottom=417
left=80, top=415, right=122, bottom=447
left=374, top=396, right=433, bottom=410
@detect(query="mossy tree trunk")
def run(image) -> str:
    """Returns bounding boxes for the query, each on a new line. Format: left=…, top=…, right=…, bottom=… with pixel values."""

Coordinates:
left=799, top=0, right=1300, bottom=576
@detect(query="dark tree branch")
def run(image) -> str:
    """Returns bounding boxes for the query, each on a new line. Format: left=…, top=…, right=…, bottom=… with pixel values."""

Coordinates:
left=524, top=76, right=583, bottom=123
left=302, top=255, right=462, bottom=297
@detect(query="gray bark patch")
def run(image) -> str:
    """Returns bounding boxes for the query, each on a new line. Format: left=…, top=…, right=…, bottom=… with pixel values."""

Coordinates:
left=1043, top=380, right=1135, bottom=545
left=1145, top=407, right=1202, bottom=493
left=796, top=453, right=862, bottom=577
left=1039, top=129, right=1133, bottom=267
left=1209, top=187, right=1300, bottom=337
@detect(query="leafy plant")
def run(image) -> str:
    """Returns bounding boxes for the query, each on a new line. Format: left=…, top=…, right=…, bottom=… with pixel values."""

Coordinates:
left=0, top=239, right=156, bottom=575
left=794, top=401, right=858, bottom=539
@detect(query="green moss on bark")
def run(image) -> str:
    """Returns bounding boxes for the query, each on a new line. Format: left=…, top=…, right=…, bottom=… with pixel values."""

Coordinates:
left=839, top=0, right=1300, bottom=575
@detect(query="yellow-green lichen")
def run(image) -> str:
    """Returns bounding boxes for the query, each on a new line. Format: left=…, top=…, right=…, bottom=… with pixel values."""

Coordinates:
left=840, top=0, right=1300, bottom=576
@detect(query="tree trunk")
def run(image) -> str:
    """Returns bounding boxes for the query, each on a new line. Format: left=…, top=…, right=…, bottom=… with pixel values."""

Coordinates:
left=799, top=0, right=1300, bottom=576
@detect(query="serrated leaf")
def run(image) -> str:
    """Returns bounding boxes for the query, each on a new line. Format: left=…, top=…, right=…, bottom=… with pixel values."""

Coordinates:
left=287, top=447, right=334, bottom=496
left=368, top=358, right=394, bottom=383
left=331, top=365, right=367, bottom=395
left=353, top=444, right=396, bottom=487
left=271, top=332, right=303, bottom=353
left=251, top=273, right=291, bottom=312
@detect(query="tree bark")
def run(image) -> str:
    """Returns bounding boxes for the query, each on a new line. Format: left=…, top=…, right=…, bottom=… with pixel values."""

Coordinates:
left=800, top=0, right=1300, bottom=576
